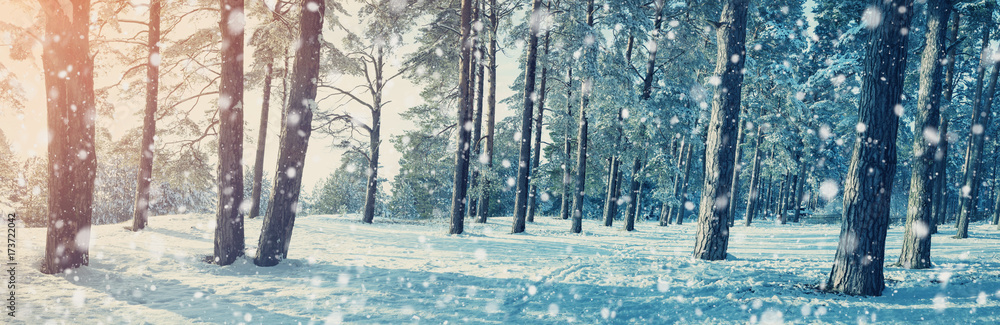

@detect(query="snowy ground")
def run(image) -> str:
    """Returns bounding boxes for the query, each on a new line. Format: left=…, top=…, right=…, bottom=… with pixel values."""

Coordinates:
left=11, top=213, right=1000, bottom=324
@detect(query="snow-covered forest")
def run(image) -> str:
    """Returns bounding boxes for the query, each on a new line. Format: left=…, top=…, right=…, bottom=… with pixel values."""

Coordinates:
left=1, top=0, right=999, bottom=323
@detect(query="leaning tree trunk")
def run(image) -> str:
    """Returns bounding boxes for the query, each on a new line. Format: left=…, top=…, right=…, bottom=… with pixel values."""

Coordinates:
left=623, top=158, right=642, bottom=231
left=361, top=50, right=385, bottom=224
left=40, top=0, right=97, bottom=275
left=693, top=0, right=750, bottom=261
left=570, top=0, right=595, bottom=234
left=527, top=30, right=550, bottom=223
left=956, top=27, right=991, bottom=230
left=449, top=0, right=476, bottom=234
left=511, top=0, right=544, bottom=234
left=727, top=121, right=745, bottom=226
left=899, top=0, right=950, bottom=269
left=254, top=0, right=322, bottom=266
left=476, top=0, right=498, bottom=224
left=663, top=140, right=688, bottom=225
left=214, top=0, right=247, bottom=266
left=560, top=68, right=574, bottom=220
left=826, top=0, right=914, bottom=296
left=132, top=0, right=161, bottom=231
left=250, top=62, right=273, bottom=220
left=744, top=133, right=763, bottom=226
left=956, top=28, right=999, bottom=239
left=602, top=157, right=622, bottom=227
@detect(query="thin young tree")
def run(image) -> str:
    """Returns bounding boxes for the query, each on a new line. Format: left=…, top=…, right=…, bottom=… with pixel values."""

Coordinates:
left=475, top=0, right=500, bottom=223
left=826, top=0, right=915, bottom=296
left=899, top=0, right=950, bottom=269
left=254, top=0, right=323, bottom=266
left=692, top=0, right=750, bottom=261
left=131, top=0, right=161, bottom=230
left=39, top=0, right=98, bottom=274
left=526, top=27, right=551, bottom=224
left=956, top=24, right=999, bottom=239
left=931, top=12, right=960, bottom=233
left=570, top=0, right=595, bottom=234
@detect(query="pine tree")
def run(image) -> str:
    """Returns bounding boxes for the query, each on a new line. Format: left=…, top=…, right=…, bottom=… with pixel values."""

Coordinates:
left=899, top=0, right=951, bottom=269
left=254, top=0, right=323, bottom=266
left=826, top=0, right=915, bottom=296
left=131, top=0, right=162, bottom=231
left=693, top=0, right=751, bottom=261
left=39, top=0, right=98, bottom=274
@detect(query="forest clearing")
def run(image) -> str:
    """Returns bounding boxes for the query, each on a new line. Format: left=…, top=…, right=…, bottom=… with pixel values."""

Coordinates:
left=12, top=214, right=1000, bottom=324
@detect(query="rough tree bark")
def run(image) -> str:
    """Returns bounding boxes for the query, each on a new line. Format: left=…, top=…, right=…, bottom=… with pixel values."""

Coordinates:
left=693, top=0, right=750, bottom=261
left=661, top=139, right=687, bottom=226
left=956, top=27, right=998, bottom=239
left=40, top=0, right=97, bottom=275
left=254, top=0, right=323, bottom=266
left=450, top=0, right=475, bottom=234
left=512, top=0, right=544, bottom=234
left=214, top=0, right=247, bottom=266
left=826, top=0, right=914, bottom=296
left=132, top=0, right=161, bottom=230
left=899, top=0, right=950, bottom=269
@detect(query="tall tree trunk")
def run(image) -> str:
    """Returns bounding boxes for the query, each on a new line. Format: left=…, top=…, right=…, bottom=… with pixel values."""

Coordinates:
left=449, top=0, right=476, bottom=234
left=727, top=121, right=745, bottom=226
left=560, top=68, right=573, bottom=220
left=570, top=0, right=595, bottom=234
left=956, top=28, right=998, bottom=239
left=602, top=158, right=622, bottom=226
left=254, top=0, right=322, bottom=266
left=692, top=0, right=749, bottom=261
left=624, top=158, right=642, bottom=231
left=744, top=133, right=763, bottom=226
left=956, top=27, right=991, bottom=230
left=777, top=173, right=790, bottom=224
left=132, top=0, right=161, bottom=230
left=468, top=3, right=486, bottom=220
left=826, top=0, right=914, bottom=296
left=214, top=0, right=247, bottom=266
left=662, top=139, right=687, bottom=226
left=527, top=29, right=550, bottom=224
left=512, top=0, right=544, bottom=234
left=361, top=50, right=385, bottom=224
left=250, top=62, right=273, bottom=220
left=476, top=0, right=498, bottom=224
left=791, top=155, right=807, bottom=223
left=900, top=0, right=950, bottom=269
left=674, top=142, right=695, bottom=225
left=40, top=0, right=97, bottom=274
